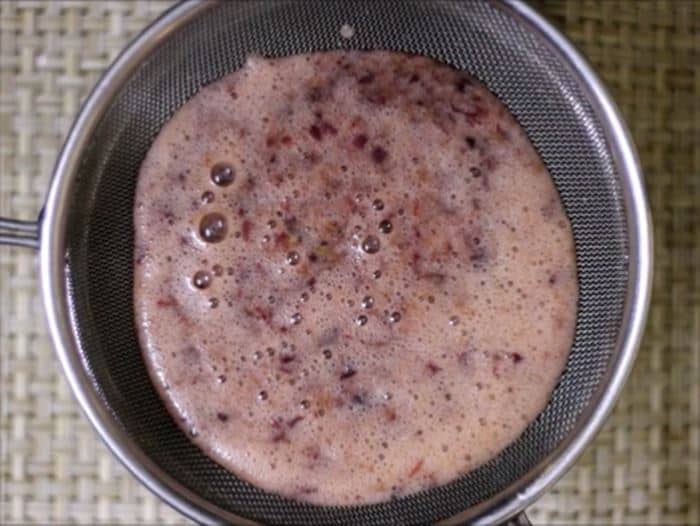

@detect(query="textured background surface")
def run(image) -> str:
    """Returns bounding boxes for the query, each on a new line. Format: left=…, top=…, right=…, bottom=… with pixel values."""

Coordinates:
left=0, top=1, right=697, bottom=524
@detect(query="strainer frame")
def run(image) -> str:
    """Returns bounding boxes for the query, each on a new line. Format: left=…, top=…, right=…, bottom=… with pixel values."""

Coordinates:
left=0, top=0, right=650, bottom=524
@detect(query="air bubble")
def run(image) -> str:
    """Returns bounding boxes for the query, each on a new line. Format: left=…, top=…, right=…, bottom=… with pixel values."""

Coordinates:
left=290, top=312, right=302, bottom=325
left=361, top=296, right=374, bottom=309
left=356, top=315, right=368, bottom=326
left=449, top=315, right=459, bottom=326
left=192, top=270, right=211, bottom=289
left=210, top=162, right=235, bottom=186
left=362, top=235, right=380, bottom=254
left=201, top=191, right=214, bottom=203
left=209, top=298, right=219, bottom=308
left=378, top=220, right=393, bottom=234
left=372, top=199, right=384, bottom=211
left=199, top=212, right=227, bottom=243
left=258, top=390, right=268, bottom=401
left=389, top=311, right=401, bottom=323
left=286, top=251, right=300, bottom=265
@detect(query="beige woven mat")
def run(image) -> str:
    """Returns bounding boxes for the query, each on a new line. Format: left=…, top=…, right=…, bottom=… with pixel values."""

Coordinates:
left=1, top=1, right=697, bottom=524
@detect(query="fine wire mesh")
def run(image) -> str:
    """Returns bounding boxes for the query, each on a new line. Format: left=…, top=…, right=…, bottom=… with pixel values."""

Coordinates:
left=61, top=1, right=627, bottom=524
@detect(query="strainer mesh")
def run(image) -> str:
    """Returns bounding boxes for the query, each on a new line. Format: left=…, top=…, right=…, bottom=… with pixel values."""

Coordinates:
left=64, top=1, right=627, bottom=524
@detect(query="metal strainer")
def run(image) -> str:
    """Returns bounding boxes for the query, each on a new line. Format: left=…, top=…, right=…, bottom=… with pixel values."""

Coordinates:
left=0, top=1, right=652, bottom=524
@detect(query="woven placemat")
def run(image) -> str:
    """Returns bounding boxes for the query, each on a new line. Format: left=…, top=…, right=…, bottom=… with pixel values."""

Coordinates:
left=1, top=1, right=697, bottom=524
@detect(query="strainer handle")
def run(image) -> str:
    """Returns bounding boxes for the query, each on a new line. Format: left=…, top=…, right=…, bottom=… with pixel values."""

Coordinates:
left=0, top=217, right=40, bottom=249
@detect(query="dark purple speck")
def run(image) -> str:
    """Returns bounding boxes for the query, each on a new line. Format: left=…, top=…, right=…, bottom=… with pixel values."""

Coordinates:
left=340, top=366, right=357, bottom=380
left=309, top=124, right=322, bottom=141
left=353, top=134, right=368, bottom=149
left=371, top=146, right=388, bottom=164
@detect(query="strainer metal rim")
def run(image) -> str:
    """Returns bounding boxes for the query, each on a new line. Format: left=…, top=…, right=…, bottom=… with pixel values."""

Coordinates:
left=36, top=1, right=652, bottom=524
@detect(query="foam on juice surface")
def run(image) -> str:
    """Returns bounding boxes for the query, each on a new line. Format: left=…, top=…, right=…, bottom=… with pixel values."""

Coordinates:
left=134, top=51, right=578, bottom=505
